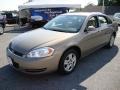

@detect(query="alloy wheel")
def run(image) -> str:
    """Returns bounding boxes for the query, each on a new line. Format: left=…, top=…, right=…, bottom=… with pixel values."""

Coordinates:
left=64, top=53, right=77, bottom=72
left=110, top=36, right=115, bottom=47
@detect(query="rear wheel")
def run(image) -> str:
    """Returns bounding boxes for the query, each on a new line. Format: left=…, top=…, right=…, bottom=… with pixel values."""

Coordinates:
left=106, top=35, right=115, bottom=48
left=0, top=26, right=4, bottom=35
left=58, top=49, right=79, bottom=74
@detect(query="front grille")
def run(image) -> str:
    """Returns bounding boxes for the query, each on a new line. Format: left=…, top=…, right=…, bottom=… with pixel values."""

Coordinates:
left=9, top=44, right=24, bottom=57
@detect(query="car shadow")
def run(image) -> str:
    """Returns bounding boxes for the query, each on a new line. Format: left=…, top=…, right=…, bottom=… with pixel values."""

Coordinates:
left=0, top=46, right=119, bottom=90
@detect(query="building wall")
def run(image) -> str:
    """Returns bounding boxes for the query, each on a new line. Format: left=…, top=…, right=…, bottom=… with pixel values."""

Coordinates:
left=81, top=4, right=120, bottom=15
left=81, top=4, right=102, bottom=13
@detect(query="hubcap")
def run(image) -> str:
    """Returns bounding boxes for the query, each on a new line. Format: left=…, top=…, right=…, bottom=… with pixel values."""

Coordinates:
left=0, top=27, right=3, bottom=34
left=110, top=36, right=115, bottom=47
left=64, top=53, right=77, bottom=72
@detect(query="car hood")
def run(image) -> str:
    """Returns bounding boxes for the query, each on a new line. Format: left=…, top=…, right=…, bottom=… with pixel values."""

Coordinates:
left=10, top=28, right=76, bottom=54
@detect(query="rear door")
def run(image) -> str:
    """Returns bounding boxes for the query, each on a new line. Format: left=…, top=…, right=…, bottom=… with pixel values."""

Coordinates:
left=97, top=15, right=113, bottom=44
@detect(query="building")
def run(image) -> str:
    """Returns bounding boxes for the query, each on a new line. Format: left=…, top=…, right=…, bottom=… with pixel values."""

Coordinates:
left=81, top=4, right=120, bottom=15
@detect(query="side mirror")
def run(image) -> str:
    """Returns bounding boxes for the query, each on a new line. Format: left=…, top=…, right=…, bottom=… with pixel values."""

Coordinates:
left=85, top=26, right=96, bottom=32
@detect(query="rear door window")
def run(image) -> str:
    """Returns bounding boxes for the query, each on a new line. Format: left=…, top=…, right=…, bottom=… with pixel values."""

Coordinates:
left=98, top=16, right=108, bottom=27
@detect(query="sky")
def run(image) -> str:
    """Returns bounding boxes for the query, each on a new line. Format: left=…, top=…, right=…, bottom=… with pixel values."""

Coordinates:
left=0, top=0, right=98, bottom=11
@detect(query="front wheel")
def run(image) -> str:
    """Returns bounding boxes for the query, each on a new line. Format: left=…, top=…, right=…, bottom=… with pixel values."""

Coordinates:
left=106, top=35, right=115, bottom=48
left=58, top=49, right=79, bottom=74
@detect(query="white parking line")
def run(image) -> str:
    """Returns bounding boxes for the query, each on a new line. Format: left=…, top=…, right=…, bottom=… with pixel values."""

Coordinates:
left=116, top=27, right=120, bottom=37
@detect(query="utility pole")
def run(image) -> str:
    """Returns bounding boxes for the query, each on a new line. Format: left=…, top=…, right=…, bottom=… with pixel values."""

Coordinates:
left=102, top=0, right=105, bottom=13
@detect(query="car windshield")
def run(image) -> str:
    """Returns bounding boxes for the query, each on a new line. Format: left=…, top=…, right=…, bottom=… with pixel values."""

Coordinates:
left=43, top=15, right=86, bottom=33
left=114, top=13, right=120, bottom=18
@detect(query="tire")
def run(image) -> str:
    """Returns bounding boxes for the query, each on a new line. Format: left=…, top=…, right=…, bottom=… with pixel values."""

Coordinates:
left=58, top=49, right=79, bottom=74
left=106, top=35, right=115, bottom=48
left=0, top=26, right=4, bottom=35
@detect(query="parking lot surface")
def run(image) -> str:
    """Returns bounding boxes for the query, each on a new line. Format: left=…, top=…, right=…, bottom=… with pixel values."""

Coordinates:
left=0, top=26, right=120, bottom=90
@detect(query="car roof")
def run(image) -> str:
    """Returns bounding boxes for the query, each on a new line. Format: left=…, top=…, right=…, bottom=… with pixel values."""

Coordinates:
left=62, top=12, right=105, bottom=17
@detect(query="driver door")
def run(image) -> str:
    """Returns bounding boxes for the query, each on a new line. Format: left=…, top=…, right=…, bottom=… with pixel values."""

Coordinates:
left=80, top=16, right=103, bottom=56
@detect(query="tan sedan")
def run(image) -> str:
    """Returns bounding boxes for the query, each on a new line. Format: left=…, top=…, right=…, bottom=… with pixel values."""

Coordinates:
left=7, top=12, right=118, bottom=74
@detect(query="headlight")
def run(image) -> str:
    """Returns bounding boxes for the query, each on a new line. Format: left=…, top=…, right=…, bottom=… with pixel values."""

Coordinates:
left=27, top=47, right=54, bottom=58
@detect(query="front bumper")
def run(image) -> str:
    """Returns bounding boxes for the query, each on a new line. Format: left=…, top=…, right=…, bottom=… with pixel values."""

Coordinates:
left=7, top=48, right=61, bottom=74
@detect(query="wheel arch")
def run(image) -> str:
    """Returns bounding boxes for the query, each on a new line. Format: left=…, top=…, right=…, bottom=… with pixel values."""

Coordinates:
left=58, top=45, right=82, bottom=74
left=60, top=45, right=81, bottom=61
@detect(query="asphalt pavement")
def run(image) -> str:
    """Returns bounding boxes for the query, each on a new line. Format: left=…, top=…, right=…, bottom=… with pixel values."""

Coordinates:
left=0, top=26, right=120, bottom=90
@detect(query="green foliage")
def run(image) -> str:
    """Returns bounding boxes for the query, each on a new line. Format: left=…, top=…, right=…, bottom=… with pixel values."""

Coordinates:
left=98, top=0, right=120, bottom=6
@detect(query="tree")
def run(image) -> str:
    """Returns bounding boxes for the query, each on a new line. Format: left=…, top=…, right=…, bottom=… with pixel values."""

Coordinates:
left=98, top=0, right=120, bottom=6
